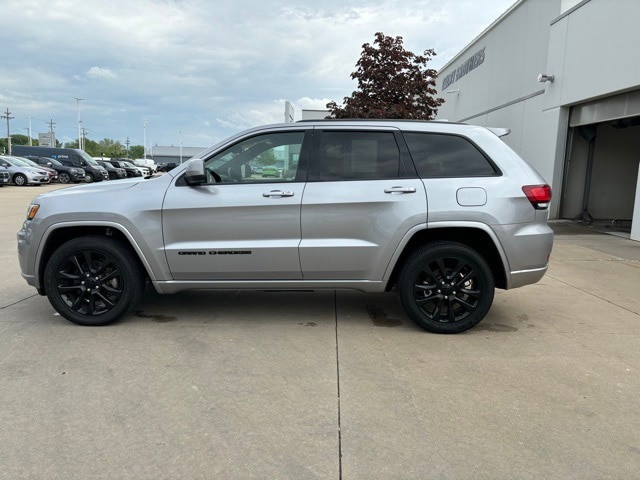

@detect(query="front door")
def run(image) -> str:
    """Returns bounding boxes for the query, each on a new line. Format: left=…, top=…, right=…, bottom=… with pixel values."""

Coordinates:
left=162, top=129, right=311, bottom=280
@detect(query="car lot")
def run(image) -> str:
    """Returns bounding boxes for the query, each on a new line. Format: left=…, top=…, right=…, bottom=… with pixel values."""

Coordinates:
left=1, top=183, right=640, bottom=479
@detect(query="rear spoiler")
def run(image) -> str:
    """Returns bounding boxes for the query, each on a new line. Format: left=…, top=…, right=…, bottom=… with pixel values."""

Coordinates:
left=487, top=127, right=511, bottom=137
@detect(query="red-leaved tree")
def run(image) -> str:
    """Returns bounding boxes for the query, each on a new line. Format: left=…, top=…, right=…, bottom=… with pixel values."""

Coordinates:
left=327, top=32, right=444, bottom=119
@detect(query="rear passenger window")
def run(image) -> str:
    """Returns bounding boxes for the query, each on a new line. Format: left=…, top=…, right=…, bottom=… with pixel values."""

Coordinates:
left=404, top=133, right=497, bottom=178
left=318, top=131, right=401, bottom=181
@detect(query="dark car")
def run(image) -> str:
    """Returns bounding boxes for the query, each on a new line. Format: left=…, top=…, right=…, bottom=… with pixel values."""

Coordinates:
left=24, top=156, right=85, bottom=184
left=10, top=146, right=108, bottom=182
left=108, top=160, right=142, bottom=178
left=97, top=160, right=127, bottom=180
left=157, top=162, right=178, bottom=172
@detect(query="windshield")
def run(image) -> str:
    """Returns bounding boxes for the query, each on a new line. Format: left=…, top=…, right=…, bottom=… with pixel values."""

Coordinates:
left=5, top=157, right=30, bottom=167
left=76, top=150, right=99, bottom=166
left=122, top=161, right=135, bottom=167
left=21, top=158, right=39, bottom=167
left=48, top=158, right=62, bottom=166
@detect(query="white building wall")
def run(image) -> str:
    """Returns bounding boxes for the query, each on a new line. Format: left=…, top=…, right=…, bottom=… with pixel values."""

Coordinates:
left=435, top=0, right=640, bottom=222
left=436, top=0, right=562, bottom=213
left=545, top=0, right=640, bottom=110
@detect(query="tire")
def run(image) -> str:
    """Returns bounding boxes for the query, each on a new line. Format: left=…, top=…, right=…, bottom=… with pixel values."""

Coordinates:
left=13, top=173, right=27, bottom=186
left=44, top=236, right=146, bottom=326
left=397, top=241, right=495, bottom=334
left=58, top=172, right=71, bottom=184
left=84, top=173, right=94, bottom=183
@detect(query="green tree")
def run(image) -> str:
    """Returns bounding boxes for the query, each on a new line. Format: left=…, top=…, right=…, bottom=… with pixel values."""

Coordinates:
left=129, top=145, right=144, bottom=159
left=327, top=32, right=444, bottom=119
left=0, top=134, right=33, bottom=153
left=256, top=149, right=277, bottom=166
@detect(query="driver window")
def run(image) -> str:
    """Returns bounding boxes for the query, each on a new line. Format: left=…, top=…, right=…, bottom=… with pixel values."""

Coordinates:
left=204, top=131, right=304, bottom=184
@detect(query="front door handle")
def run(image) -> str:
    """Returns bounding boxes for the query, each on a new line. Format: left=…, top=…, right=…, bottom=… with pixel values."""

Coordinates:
left=263, top=190, right=294, bottom=198
left=384, top=186, right=417, bottom=194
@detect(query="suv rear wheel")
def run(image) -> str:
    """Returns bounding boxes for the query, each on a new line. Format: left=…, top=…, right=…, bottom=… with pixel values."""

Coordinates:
left=398, top=241, right=495, bottom=333
left=44, top=236, right=145, bottom=326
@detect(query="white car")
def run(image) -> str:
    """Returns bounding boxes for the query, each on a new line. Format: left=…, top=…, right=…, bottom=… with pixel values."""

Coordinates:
left=109, top=160, right=150, bottom=177
left=133, top=158, right=157, bottom=174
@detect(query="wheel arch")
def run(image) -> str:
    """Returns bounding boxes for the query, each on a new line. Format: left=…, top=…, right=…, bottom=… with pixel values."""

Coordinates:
left=384, top=223, right=509, bottom=291
left=36, top=223, right=157, bottom=295
left=13, top=172, right=27, bottom=184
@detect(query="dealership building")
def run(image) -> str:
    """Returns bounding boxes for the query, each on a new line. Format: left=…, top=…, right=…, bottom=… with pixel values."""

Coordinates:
left=435, top=0, right=640, bottom=241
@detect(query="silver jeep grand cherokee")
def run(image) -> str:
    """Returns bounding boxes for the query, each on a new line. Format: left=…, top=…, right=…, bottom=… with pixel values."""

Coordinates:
left=18, top=120, right=553, bottom=333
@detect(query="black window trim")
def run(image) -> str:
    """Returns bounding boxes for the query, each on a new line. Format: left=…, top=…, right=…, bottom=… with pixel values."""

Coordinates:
left=401, top=131, right=503, bottom=179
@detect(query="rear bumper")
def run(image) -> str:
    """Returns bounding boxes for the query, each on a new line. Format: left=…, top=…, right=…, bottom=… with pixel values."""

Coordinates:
left=493, top=220, right=554, bottom=290
left=509, top=265, right=548, bottom=289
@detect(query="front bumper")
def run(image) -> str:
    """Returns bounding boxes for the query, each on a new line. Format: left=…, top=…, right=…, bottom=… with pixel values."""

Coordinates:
left=27, top=174, right=50, bottom=185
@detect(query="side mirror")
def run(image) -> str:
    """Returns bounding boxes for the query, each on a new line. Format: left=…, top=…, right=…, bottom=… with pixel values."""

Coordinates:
left=184, top=158, right=206, bottom=185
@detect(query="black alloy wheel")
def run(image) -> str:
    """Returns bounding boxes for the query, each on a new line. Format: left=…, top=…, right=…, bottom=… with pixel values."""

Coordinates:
left=398, top=242, right=495, bottom=333
left=44, top=236, right=145, bottom=326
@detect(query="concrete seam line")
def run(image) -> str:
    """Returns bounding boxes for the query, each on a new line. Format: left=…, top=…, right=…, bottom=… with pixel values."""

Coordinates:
left=546, top=274, right=640, bottom=317
left=0, top=295, right=39, bottom=310
left=334, top=290, right=343, bottom=480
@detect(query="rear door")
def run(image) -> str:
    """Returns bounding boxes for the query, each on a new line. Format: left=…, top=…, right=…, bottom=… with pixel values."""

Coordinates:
left=162, top=129, right=311, bottom=280
left=300, top=128, right=427, bottom=280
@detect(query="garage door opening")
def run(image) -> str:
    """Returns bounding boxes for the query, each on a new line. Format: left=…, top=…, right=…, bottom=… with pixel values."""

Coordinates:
left=560, top=91, right=640, bottom=240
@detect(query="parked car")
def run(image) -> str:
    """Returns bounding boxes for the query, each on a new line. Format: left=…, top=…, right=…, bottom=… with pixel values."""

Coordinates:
left=17, top=157, right=58, bottom=182
left=118, top=159, right=150, bottom=177
left=132, top=158, right=158, bottom=174
left=10, top=146, right=108, bottom=183
left=0, top=165, right=10, bottom=186
left=260, top=166, right=280, bottom=178
left=18, top=120, right=553, bottom=331
left=157, top=162, right=178, bottom=172
left=107, top=160, right=142, bottom=178
left=97, top=160, right=128, bottom=180
left=24, top=156, right=85, bottom=184
left=0, top=156, right=50, bottom=186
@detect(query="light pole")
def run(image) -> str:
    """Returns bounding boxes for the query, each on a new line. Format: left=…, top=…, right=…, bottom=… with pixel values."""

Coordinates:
left=27, top=116, right=32, bottom=146
left=143, top=120, right=148, bottom=159
left=179, top=130, right=183, bottom=164
left=75, top=98, right=84, bottom=149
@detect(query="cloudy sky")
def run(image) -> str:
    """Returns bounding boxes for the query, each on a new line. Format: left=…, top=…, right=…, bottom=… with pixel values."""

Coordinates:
left=1, top=0, right=514, bottom=149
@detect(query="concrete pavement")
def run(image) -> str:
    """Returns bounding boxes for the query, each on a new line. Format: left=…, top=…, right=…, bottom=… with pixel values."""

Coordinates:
left=1, top=183, right=639, bottom=479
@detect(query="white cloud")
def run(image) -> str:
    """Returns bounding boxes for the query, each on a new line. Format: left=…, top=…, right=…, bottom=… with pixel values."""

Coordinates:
left=86, top=67, right=118, bottom=80
left=0, top=0, right=517, bottom=146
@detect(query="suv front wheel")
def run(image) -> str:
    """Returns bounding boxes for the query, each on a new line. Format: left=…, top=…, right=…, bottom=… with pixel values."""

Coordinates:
left=398, top=241, right=495, bottom=333
left=44, top=236, right=145, bottom=326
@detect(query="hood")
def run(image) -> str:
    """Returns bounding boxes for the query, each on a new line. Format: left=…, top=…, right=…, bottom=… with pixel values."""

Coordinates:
left=36, top=178, right=141, bottom=199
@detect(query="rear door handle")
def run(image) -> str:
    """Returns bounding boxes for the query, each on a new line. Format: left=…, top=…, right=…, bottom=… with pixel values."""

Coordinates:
left=384, top=186, right=416, bottom=194
left=263, top=190, right=294, bottom=198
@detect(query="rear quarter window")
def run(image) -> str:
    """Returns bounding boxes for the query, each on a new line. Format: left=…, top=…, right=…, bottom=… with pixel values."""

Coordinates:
left=403, top=132, right=498, bottom=178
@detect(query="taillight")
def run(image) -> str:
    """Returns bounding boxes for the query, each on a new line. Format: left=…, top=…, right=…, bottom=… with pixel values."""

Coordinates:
left=522, top=184, right=552, bottom=210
